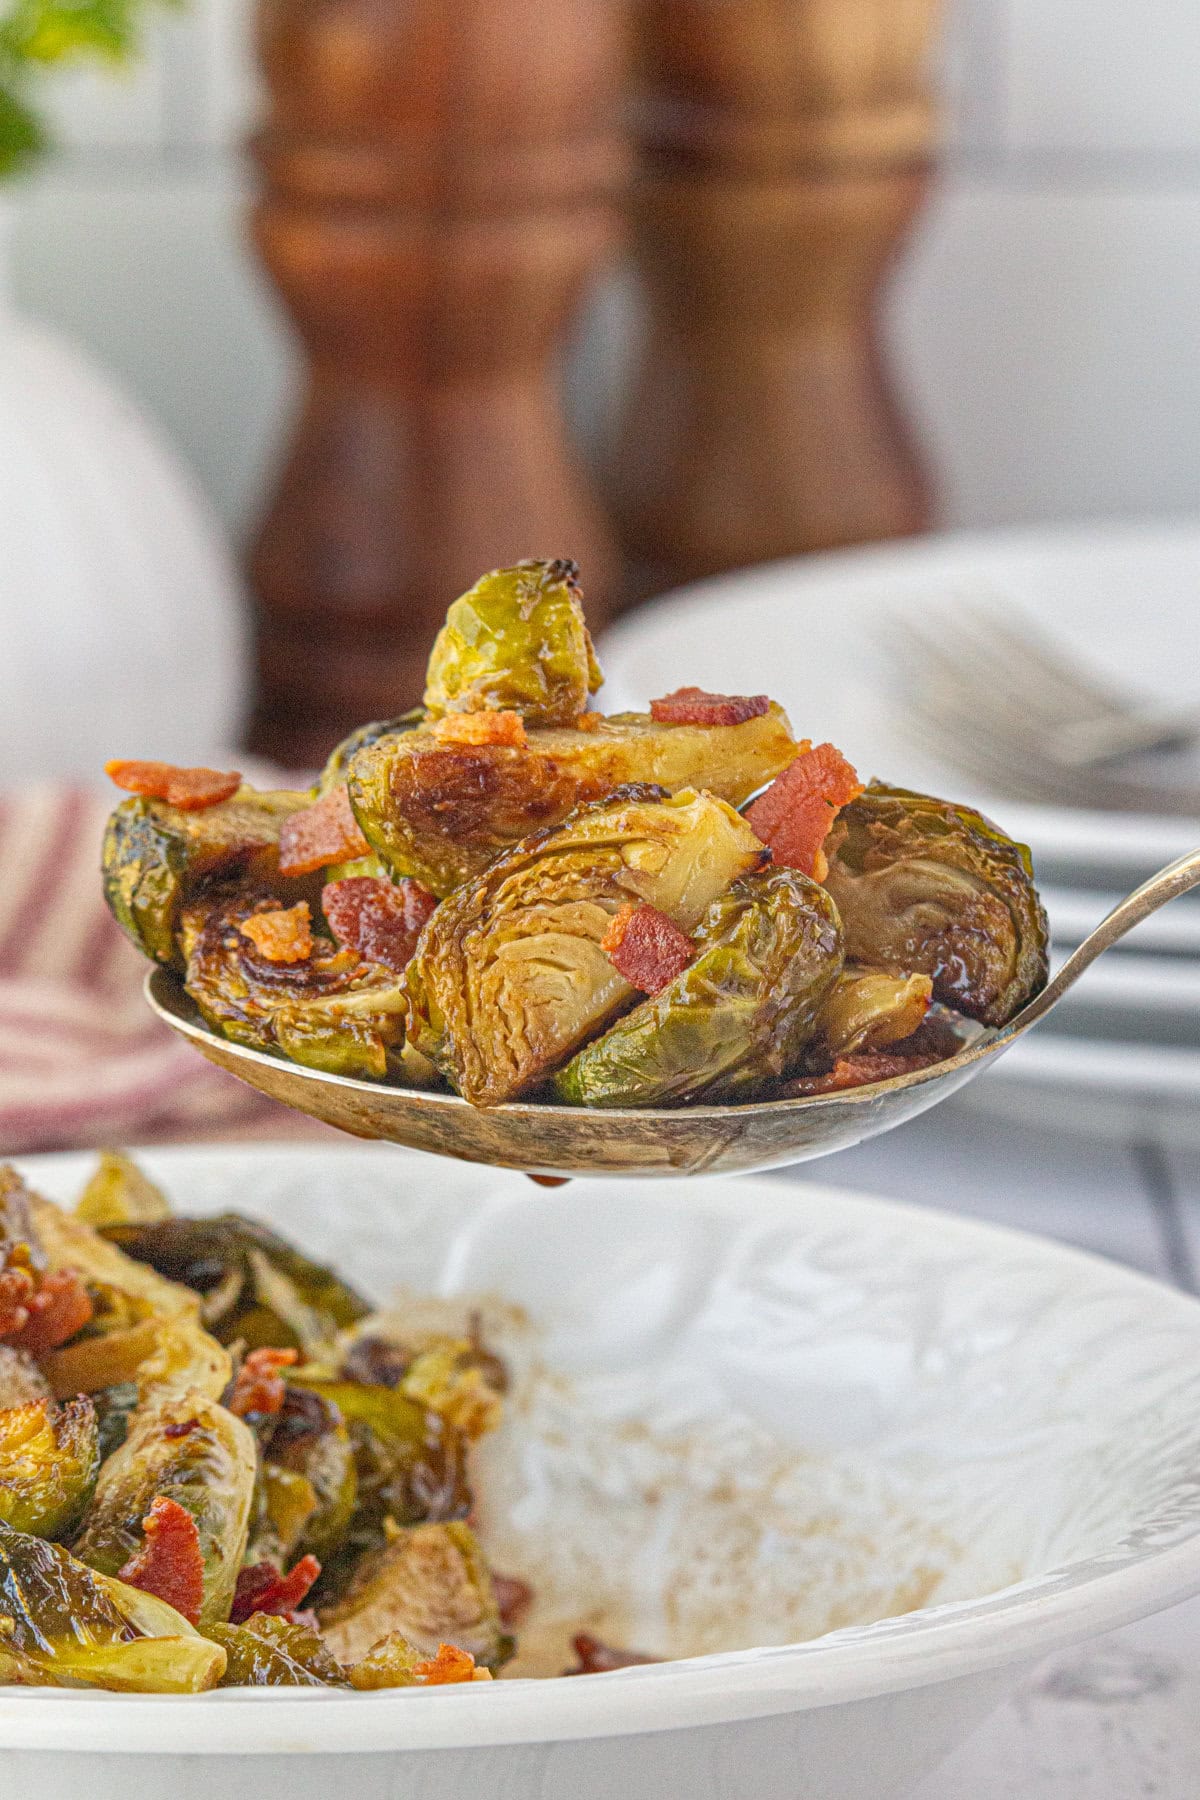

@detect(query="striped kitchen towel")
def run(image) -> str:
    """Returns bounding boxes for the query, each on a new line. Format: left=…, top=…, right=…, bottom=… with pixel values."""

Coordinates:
left=0, top=784, right=328, bottom=1154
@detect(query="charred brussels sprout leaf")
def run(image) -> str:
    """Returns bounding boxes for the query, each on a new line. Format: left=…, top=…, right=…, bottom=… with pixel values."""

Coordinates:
left=101, top=788, right=311, bottom=967
left=556, top=867, right=844, bottom=1106
left=102, top=1212, right=369, bottom=1356
left=0, top=1524, right=225, bottom=1691
left=349, top=704, right=796, bottom=896
left=289, top=1377, right=471, bottom=1578
left=405, top=786, right=767, bottom=1104
left=181, top=893, right=408, bottom=1081
left=250, top=1385, right=358, bottom=1566
left=75, top=1151, right=171, bottom=1230
left=812, top=967, right=934, bottom=1060
left=72, top=1389, right=256, bottom=1629
left=319, top=1520, right=511, bottom=1673
left=823, top=784, right=1049, bottom=1027
left=209, top=1613, right=350, bottom=1688
left=423, top=559, right=600, bottom=728
left=0, top=1398, right=100, bottom=1540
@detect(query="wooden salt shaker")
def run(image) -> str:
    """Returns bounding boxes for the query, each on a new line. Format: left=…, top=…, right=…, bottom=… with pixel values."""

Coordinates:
left=247, top=0, right=628, bottom=766
left=609, top=0, right=939, bottom=601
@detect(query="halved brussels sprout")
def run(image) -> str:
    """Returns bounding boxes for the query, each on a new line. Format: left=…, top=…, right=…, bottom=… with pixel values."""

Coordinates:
left=73, top=1388, right=256, bottom=1629
left=0, top=1397, right=100, bottom=1539
left=556, top=867, right=844, bottom=1107
left=289, top=1376, right=471, bottom=1574
left=405, top=785, right=767, bottom=1104
left=348, top=706, right=796, bottom=895
left=102, top=787, right=311, bottom=966
left=812, top=968, right=934, bottom=1060
left=181, top=893, right=409, bottom=1081
left=423, top=559, right=601, bottom=727
left=822, top=784, right=1049, bottom=1026
left=209, top=1612, right=350, bottom=1687
left=102, top=1212, right=370, bottom=1356
left=0, top=1524, right=225, bottom=1691
left=75, top=1151, right=171, bottom=1230
left=318, top=1521, right=511, bottom=1672
left=248, top=1384, right=358, bottom=1567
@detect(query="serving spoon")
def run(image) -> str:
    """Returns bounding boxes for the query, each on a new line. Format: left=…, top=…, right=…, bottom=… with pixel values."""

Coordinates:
left=147, top=844, right=1200, bottom=1179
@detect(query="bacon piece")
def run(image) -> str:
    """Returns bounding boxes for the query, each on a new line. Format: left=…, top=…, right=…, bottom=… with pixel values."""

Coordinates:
left=227, top=1346, right=298, bottom=1418
left=431, top=710, right=529, bottom=748
left=411, top=1643, right=489, bottom=1685
left=780, top=1049, right=944, bottom=1097
left=563, top=1633, right=662, bottom=1675
left=105, top=760, right=242, bottom=811
left=322, top=876, right=438, bottom=973
left=573, top=712, right=604, bottom=732
left=230, top=1554, right=322, bottom=1625
left=601, top=903, right=694, bottom=995
left=11, top=1269, right=94, bottom=1353
left=744, top=741, right=863, bottom=880
left=239, top=902, right=313, bottom=965
left=119, top=1496, right=205, bottom=1627
left=492, top=1574, right=534, bottom=1628
left=278, top=785, right=371, bottom=878
left=649, top=687, right=771, bottom=727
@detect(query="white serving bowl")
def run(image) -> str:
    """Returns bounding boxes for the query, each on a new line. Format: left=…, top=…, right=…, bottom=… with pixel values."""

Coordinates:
left=6, top=1143, right=1200, bottom=1800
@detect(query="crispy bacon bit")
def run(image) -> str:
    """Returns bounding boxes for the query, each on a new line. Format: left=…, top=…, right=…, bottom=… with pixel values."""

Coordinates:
left=411, top=1643, right=490, bottom=1685
left=430, top=710, right=529, bottom=749
left=104, top=760, right=242, bottom=811
left=322, top=876, right=438, bottom=973
left=227, top=1346, right=298, bottom=1418
left=601, top=903, right=694, bottom=995
left=163, top=1419, right=199, bottom=1440
left=573, top=712, right=604, bottom=733
left=563, top=1633, right=662, bottom=1676
left=649, top=687, right=771, bottom=728
left=239, top=903, right=313, bottom=965
left=230, top=1554, right=322, bottom=1625
left=780, top=1049, right=944, bottom=1097
left=744, top=741, right=863, bottom=880
left=118, top=1496, right=205, bottom=1627
left=492, top=1574, right=534, bottom=1628
left=278, top=785, right=371, bottom=878
left=7, top=1268, right=94, bottom=1354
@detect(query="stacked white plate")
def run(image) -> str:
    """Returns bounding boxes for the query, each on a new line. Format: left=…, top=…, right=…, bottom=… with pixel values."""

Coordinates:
left=598, top=518, right=1200, bottom=1148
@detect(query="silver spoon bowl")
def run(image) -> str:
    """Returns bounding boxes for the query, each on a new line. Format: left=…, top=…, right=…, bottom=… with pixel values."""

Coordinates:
left=147, top=845, right=1200, bottom=1178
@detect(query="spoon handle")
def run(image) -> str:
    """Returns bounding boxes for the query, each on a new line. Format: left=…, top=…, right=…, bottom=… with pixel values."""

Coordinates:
left=1012, top=844, right=1200, bottom=1034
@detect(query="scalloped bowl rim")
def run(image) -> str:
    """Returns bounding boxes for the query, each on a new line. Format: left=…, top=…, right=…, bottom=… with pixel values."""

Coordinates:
left=3, top=1150, right=1200, bottom=1755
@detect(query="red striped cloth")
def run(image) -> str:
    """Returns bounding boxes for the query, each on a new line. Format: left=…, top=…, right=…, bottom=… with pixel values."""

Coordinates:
left=0, top=786, right=330, bottom=1153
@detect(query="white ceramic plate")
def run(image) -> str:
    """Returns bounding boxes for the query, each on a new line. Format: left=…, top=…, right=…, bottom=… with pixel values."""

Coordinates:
left=6, top=1142, right=1200, bottom=1800
left=598, top=519, right=1200, bottom=1138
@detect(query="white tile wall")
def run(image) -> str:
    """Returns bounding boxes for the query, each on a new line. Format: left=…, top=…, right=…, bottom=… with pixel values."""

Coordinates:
left=9, top=0, right=1200, bottom=546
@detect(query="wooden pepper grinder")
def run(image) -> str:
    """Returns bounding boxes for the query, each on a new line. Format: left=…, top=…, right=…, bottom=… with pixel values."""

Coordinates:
left=609, top=0, right=940, bottom=601
left=247, top=0, right=628, bottom=766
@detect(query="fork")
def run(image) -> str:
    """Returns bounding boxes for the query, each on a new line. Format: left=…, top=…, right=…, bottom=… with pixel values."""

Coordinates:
left=889, top=603, right=1200, bottom=814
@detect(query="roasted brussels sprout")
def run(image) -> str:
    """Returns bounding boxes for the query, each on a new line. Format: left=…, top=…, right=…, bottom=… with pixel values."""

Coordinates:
left=823, top=784, right=1049, bottom=1026
left=209, top=1612, right=351, bottom=1687
left=75, top=1151, right=171, bottom=1230
left=0, top=1524, right=225, bottom=1691
left=102, top=1212, right=369, bottom=1356
left=423, top=560, right=601, bottom=727
left=73, top=1389, right=256, bottom=1628
left=348, top=707, right=796, bottom=895
left=406, top=786, right=767, bottom=1104
left=181, top=893, right=409, bottom=1081
left=315, top=709, right=425, bottom=796
left=249, top=1385, right=358, bottom=1567
left=812, top=968, right=934, bottom=1060
left=556, top=867, right=844, bottom=1107
left=102, top=787, right=310, bottom=966
left=318, top=1521, right=511, bottom=1672
left=0, top=1398, right=100, bottom=1539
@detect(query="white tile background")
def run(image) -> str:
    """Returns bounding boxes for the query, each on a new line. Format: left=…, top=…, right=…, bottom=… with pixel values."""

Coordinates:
left=8, top=0, right=1200, bottom=547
